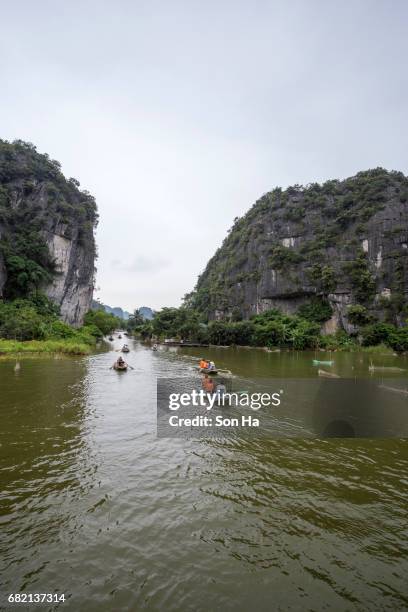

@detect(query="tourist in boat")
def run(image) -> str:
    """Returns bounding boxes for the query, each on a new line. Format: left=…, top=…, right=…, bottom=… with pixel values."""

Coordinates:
left=199, top=358, right=208, bottom=370
left=215, top=382, right=226, bottom=398
left=208, top=361, right=216, bottom=371
left=111, top=356, right=127, bottom=370
left=202, top=374, right=215, bottom=393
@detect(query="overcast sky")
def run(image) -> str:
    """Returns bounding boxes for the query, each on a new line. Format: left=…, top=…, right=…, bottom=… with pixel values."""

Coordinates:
left=1, top=0, right=407, bottom=312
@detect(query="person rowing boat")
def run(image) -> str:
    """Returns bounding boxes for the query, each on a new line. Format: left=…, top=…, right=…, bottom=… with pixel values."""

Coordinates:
left=110, top=356, right=134, bottom=371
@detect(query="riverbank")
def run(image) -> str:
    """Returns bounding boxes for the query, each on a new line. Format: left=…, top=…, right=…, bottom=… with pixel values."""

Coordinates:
left=0, top=338, right=93, bottom=356
left=150, top=340, right=398, bottom=356
left=223, top=342, right=398, bottom=355
left=139, top=305, right=408, bottom=354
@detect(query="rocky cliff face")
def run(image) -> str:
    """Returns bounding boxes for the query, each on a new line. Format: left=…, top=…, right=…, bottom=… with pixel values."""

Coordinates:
left=191, top=169, right=408, bottom=331
left=0, top=139, right=98, bottom=326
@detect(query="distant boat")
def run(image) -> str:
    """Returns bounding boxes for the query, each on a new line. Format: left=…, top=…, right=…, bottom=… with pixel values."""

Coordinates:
left=318, top=369, right=339, bottom=378
left=379, top=384, right=408, bottom=395
left=108, top=336, right=114, bottom=341
left=369, top=363, right=405, bottom=372
left=313, top=359, right=334, bottom=367
left=118, top=334, right=122, bottom=339
left=121, top=345, right=130, bottom=353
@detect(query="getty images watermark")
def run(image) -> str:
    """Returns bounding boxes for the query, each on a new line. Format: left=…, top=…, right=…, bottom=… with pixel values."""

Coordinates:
left=157, top=377, right=408, bottom=439
left=157, top=379, right=284, bottom=436
left=167, top=389, right=282, bottom=428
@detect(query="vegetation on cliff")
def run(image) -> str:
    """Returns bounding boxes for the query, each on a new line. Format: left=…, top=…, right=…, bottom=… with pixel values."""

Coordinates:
left=0, top=139, right=98, bottom=300
left=188, top=168, right=408, bottom=328
left=0, top=139, right=102, bottom=352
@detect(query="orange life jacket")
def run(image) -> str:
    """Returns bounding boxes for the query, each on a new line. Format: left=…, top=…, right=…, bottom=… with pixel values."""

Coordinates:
left=203, top=378, right=215, bottom=392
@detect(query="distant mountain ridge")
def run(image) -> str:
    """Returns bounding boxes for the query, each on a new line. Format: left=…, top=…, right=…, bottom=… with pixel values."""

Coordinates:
left=91, top=301, right=154, bottom=321
left=91, top=300, right=130, bottom=320
left=138, top=306, right=154, bottom=320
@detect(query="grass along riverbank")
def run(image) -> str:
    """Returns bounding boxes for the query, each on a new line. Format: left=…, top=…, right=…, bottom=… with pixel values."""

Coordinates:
left=0, top=296, right=122, bottom=356
left=0, top=338, right=94, bottom=355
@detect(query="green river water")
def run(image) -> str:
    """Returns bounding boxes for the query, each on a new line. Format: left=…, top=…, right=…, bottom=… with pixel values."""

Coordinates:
left=1, top=338, right=407, bottom=611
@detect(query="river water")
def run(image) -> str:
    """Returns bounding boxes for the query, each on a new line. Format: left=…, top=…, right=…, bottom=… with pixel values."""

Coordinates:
left=1, top=338, right=407, bottom=611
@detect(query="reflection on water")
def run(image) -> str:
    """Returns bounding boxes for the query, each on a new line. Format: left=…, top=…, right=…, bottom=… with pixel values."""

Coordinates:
left=0, top=342, right=408, bottom=611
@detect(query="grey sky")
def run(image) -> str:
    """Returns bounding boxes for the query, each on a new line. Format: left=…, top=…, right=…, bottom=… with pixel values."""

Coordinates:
left=1, top=0, right=407, bottom=311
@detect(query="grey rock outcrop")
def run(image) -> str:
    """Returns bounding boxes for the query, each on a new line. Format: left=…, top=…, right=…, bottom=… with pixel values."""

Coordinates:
left=192, top=169, right=408, bottom=331
left=0, top=140, right=97, bottom=326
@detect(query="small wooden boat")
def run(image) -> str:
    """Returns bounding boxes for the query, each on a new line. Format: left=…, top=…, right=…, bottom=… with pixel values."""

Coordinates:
left=318, top=369, right=339, bottom=378
left=199, top=367, right=218, bottom=375
left=379, top=384, right=408, bottom=395
left=121, top=345, right=130, bottom=353
left=369, top=364, right=405, bottom=372
left=113, top=362, right=128, bottom=371
left=313, top=359, right=334, bottom=366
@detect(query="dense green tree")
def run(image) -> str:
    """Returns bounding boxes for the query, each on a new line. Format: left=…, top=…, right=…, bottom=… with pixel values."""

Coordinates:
left=360, top=323, right=395, bottom=346
left=83, top=310, right=120, bottom=336
left=0, top=299, right=49, bottom=340
left=152, top=307, right=201, bottom=339
left=346, top=304, right=373, bottom=326
left=127, top=309, right=146, bottom=332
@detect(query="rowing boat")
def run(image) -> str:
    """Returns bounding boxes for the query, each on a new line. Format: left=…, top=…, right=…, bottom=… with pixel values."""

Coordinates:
left=318, top=369, right=339, bottom=378
left=313, top=359, right=334, bottom=366
left=199, top=368, right=218, bottom=375
left=369, top=364, right=405, bottom=372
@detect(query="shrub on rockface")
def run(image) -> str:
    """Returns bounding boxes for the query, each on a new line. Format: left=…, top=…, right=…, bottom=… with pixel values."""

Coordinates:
left=0, top=299, right=49, bottom=340
left=360, top=323, right=395, bottom=346
left=0, top=294, right=103, bottom=346
left=252, top=320, right=285, bottom=347
left=387, top=327, right=408, bottom=352
left=297, top=298, right=332, bottom=324
left=251, top=310, right=320, bottom=349
left=207, top=320, right=255, bottom=345
left=346, top=304, right=373, bottom=326
left=318, top=330, right=358, bottom=351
